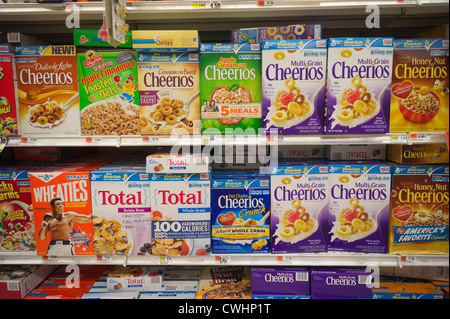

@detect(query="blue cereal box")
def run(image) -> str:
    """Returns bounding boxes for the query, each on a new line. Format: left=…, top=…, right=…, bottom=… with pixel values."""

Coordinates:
left=211, top=170, right=270, bottom=254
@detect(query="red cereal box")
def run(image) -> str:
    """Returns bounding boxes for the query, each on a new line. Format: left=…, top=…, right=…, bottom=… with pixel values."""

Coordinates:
left=0, top=44, right=19, bottom=136
left=29, top=170, right=95, bottom=256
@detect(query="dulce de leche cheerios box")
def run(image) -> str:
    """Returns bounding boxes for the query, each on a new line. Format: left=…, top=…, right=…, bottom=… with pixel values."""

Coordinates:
left=389, top=165, right=449, bottom=255
left=262, top=39, right=327, bottom=135
left=325, top=38, right=394, bottom=134
left=29, top=170, right=95, bottom=256
left=328, top=162, right=391, bottom=253
left=0, top=44, right=19, bottom=136
left=137, top=52, right=200, bottom=135
left=15, top=45, right=80, bottom=136
left=390, top=39, right=449, bottom=133
left=270, top=162, right=329, bottom=254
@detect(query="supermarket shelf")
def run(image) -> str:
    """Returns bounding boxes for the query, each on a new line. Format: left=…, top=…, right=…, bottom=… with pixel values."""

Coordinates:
left=5, top=132, right=448, bottom=148
left=1, top=253, right=448, bottom=268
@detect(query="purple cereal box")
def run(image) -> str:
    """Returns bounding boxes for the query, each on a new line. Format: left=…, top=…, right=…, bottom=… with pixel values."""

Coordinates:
left=310, top=268, right=372, bottom=298
left=232, top=24, right=322, bottom=44
left=325, top=38, right=393, bottom=134
left=251, top=268, right=310, bottom=295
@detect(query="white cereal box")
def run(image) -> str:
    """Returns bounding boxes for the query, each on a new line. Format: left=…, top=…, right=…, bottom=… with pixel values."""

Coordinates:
left=106, top=266, right=164, bottom=292
left=325, top=144, right=386, bottom=161
left=146, top=152, right=210, bottom=174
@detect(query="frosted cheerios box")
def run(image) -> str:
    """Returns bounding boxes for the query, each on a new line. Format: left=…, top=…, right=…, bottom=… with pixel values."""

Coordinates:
left=325, top=38, right=394, bottom=134
left=262, top=39, right=327, bottom=135
left=328, top=162, right=391, bottom=253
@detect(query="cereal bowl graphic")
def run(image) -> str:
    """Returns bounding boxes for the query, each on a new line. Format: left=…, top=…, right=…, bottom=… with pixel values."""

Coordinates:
left=92, top=212, right=133, bottom=256
left=211, top=85, right=252, bottom=125
left=397, top=87, right=440, bottom=123
left=25, top=96, right=77, bottom=129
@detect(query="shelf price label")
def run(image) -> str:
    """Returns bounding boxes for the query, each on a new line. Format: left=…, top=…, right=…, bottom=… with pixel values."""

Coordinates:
left=96, top=255, right=112, bottom=264
left=158, top=256, right=173, bottom=265
left=257, top=0, right=275, bottom=7
left=276, top=255, right=293, bottom=265
left=192, top=1, right=221, bottom=9
left=214, top=255, right=230, bottom=265
left=0, top=137, right=6, bottom=155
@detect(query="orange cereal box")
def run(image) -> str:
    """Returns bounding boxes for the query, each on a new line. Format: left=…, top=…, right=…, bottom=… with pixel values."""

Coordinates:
left=15, top=45, right=81, bottom=136
left=29, top=170, right=94, bottom=256
left=390, top=39, right=449, bottom=133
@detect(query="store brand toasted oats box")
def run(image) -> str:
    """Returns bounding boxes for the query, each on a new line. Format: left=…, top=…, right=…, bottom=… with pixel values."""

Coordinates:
left=328, top=162, right=391, bottom=253
left=389, top=165, right=449, bottom=255
left=262, top=39, right=327, bottom=135
left=270, top=162, right=329, bottom=253
left=15, top=45, right=80, bottom=136
left=325, top=38, right=394, bottom=134
left=390, top=39, right=449, bottom=133
left=137, top=52, right=200, bottom=135
left=29, top=170, right=95, bottom=256
left=0, top=44, right=19, bottom=136
left=200, top=43, right=262, bottom=135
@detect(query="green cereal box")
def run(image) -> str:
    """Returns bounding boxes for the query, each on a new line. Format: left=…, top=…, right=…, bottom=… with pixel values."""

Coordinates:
left=73, top=29, right=133, bottom=48
left=77, top=50, right=141, bottom=135
left=199, top=43, right=262, bottom=135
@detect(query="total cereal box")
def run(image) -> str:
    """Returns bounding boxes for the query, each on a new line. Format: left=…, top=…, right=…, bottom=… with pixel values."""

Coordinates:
left=90, top=170, right=152, bottom=256
left=325, top=38, right=394, bottom=134
left=29, top=170, right=95, bottom=256
left=262, top=39, right=327, bottom=135
left=390, top=39, right=449, bottom=133
left=270, top=162, right=329, bottom=253
left=0, top=44, right=19, bottom=136
left=328, top=162, right=391, bottom=253
left=389, top=165, right=449, bottom=255
left=149, top=170, right=212, bottom=256
left=15, top=45, right=81, bottom=136
left=106, top=266, right=164, bottom=292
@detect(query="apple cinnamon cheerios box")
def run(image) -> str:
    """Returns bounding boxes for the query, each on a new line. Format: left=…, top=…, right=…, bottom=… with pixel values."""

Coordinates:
left=390, top=39, right=449, bottom=133
left=325, top=38, right=394, bottom=134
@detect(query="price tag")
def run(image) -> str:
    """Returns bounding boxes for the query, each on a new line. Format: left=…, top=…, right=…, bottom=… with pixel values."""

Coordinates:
left=390, top=134, right=407, bottom=143
left=85, top=137, right=102, bottom=144
left=20, top=137, right=38, bottom=145
left=96, top=255, right=112, bottom=264
left=192, top=1, right=221, bottom=9
left=400, top=255, right=417, bottom=265
left=410, top=133, right=430, bottom=143
left=158, top=256, right=173, bottom=265
left=0, top=137, right=6, bottom=155
left=276, top=255, right=293, bottom=265
left=214, top=255, right=230, bottom=265
left=257, top=0, right=275, bottom=7
left=42, top=255, right=58, bottom=264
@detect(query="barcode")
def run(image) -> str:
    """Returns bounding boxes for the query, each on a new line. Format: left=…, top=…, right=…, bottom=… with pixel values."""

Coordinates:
left=358, top=275, right=371, bottom=285
left=295, top=272, right=308, bottom=282
left=7, top=32, right=20, bottom=44
left=7, top=282, right=19, bottom=291
left=151, top=277, right=161, bottom=284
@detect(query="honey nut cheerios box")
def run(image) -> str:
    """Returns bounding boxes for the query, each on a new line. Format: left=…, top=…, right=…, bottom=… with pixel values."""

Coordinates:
left=137, top=52, right=200, bottom=135
left=15, top=45, right=81, bottom=137
left=328, top=162, right=391, bottom=254
left=325, top=38, right=394, bottom=134
left=390, top=39, right=449, bottom=133
left=29, top=170, right=95, bottom=256
left=389, top=165, right=449, bottom=255
left=262, top=39, right=327, bottom=135
left=0, top=44, right=19, bottom=137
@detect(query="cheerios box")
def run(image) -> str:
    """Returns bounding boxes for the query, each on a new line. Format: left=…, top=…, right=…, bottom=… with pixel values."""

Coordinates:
left=199, top=43, right=262, bottom=135
left=262, top=39, right=327, bottom=135
left=149, top=169, right=212, bottom=256
left=270, top=162, right=329, bottom=254
left=15, top=45, right=81, bottom=137
left=211, top=170, right=270, bottom=254
left=132, top=30, right=199, bottom=52
left=251, top=267, right=310, bottom=296
left=389, top=165, right=449, bottom=255
left=390, top=39, right=449, bottom=133
left=0, top=44, right=19, bottom=136
left=372, top=282, right=444, bottom=299
left=327, top=162, right=391, bottom=253
left=231, top=24, right=322, bottom=44
left=325, top=38, right=394, bottom=134
left=137, top=52, right=200, bottom=135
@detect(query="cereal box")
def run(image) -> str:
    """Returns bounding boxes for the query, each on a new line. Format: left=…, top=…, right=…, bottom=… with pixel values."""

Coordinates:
left=231, top=24, right=322, bottom=44
left=196, top=266, right=252, bottom=299
left=29, top=170, right=95, bottom=256
left=200, top=43, right=262, bottom=135
left=0, top=169, right=36, bottom=254
left=132, top=30, right=199, bottom=52
left=250, top=267, right=310, bottom=296
left=270, top=162, right=329, bottom=253
left=325, top=38, right=394, bottom=134
left=389, top=165, right=449, bottom=255
left=90, top=170, right=152, bottom=256
left=325, top=144, right=386, bottom=161
left=277, top=145, right=324, bottom=159
left=387, top=143, right=449, bottom=164
left=146, top=152, right=210, bottom=174
left=328, top=162, right=391, bottom=253
left=261, top=39, right=327, bottom=135
left=15, top=45, right=81, bottom=136
left=106, top=266, right=164, bottom=292
left=211, top=170, right=270, bottom=254
left=137, top=52, right=200, bottom=135
left=77, top=50, right=140, bottom=135
left=0, top=44, right=19, bottom=136
left=372, top=282, right=444, bottom=299
left=390, top=39, right=449, bottom=133
left=149, top=170, right=211, bottom=256
left=73, top=29, right=133, bottom=48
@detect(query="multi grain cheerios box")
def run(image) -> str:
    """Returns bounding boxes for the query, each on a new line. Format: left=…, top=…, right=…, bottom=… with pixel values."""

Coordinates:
left=325, top=38, right=394, bottom=134
left=77, top=50, right=140, bottom=136
left=390, top=39, right=449, bottom=133
left=199, top=43, right=262, bottom=135
left=211, top=170, right=270, bottom=254
left=270, top=161, right=329, bottom=253
left=0, top=44, right=19, bottom=136
left=389, top=165, right=449, bottom=255
left=149, top=169, right=212, bottom=256
left=231, top=24, right=322, bottom=44
left=328, top=162, right=391, bottom=253
left=90, top=169, right=152, bottom=256
left=15, top=45, right=81, bottom=136
left=137, top=52, right=200, bottom=135
left=261, top=39, right=327, bottom=135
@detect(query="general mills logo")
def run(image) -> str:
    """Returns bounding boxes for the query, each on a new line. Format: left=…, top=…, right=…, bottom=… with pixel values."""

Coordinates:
left=44, top=174, right=50, bottom=181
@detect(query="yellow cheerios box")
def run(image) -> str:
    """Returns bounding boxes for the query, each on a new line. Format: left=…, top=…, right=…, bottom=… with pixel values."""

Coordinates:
left=132, top=30, right=199, bottom=52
